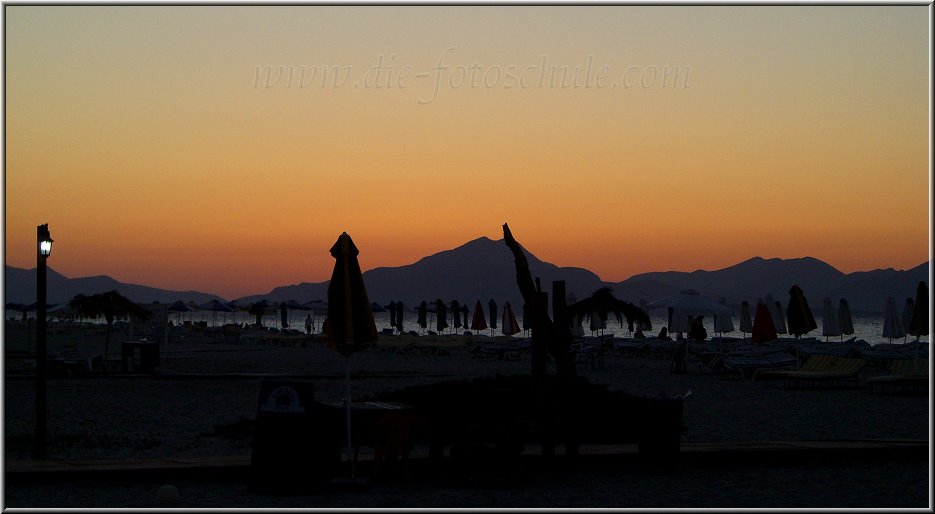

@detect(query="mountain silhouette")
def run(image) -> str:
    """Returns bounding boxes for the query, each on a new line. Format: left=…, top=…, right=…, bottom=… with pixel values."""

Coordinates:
left=4, top=265, right=224, bottom=306
left=236, top=237, right=605, bottom=309
left=608, top=257, right=926, bottom=314
left=5, top=238, right=927, bottom=315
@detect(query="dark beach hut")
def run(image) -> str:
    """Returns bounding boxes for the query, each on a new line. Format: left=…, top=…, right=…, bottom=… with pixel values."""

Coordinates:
left=566, top=287, right=651, bottom=333
left=69, top=291, right=152, bottom=365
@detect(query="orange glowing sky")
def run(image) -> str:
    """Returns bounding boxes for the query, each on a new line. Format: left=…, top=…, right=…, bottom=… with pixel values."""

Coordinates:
left=3, top=6, right=931, bottom=300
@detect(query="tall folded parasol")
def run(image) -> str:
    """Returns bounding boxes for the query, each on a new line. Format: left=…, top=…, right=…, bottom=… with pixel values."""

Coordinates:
left=325, top=232, right=378, bottom=477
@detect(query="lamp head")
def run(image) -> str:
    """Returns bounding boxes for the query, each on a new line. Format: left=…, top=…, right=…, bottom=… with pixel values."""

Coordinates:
left=38, top=224, right=53, bottom=257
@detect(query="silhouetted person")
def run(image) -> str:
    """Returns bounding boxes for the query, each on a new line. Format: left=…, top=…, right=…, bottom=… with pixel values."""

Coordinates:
left=689, top=316, right=707, bottom=341
left=305, top=314, right=313, bottom=335
left=634, top=327, right=646, bottom=339
left=658, top=326, right=670, bottom=340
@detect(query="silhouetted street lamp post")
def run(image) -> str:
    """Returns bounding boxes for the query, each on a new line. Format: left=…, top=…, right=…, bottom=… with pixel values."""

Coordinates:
left=34, top=223, right=53, bottom=460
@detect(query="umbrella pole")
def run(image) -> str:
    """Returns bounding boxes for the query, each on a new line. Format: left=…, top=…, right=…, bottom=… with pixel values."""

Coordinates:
left=343, top=354, right=355, bottom=478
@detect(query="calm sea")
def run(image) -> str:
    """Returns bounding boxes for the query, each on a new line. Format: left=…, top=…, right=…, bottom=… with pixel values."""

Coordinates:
left=41, top=308, right=914, bottom=347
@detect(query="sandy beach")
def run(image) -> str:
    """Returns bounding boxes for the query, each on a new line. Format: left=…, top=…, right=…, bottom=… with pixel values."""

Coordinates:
left=2, top=324, right=930, bottom=507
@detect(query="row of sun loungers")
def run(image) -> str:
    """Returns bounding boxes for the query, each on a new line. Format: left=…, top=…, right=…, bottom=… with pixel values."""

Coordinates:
left=757, top=355, right=867, bottom=389
left=865, top=358, right=929, bottom=394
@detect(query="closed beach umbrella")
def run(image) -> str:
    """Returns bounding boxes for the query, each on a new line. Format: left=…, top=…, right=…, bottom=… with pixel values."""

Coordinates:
left=786, top=285, right=818, bottom=339
left=766, top=294, right=788, bottom=334
left=821, top=297, right=840, bottom=341
left=909, top=281, right=928, bottom=370
left=901, top=298, right=915, bottom=341
left=450, top=300, right=462, bottom=330
left=751, top=300, right=778, bottom=344
left=881, top=296, right=906, bottom=343
left=388, top=301, right=397, bottom=329
left=739, top=301, right=753, bottom=340
left=637, top=299, right=652, bottom=331
left=435, top=299, right=449, bottom=333
left=489, top=299, right=498, bottom=336
left=669, top=309, right=691, bottom=335
left=765, top=295, right=787, bottom=335
left=326, top=232, right=378, bottom=355
left=838, top=299, right=855, bottom=341
left=461, top=304, right=469, bottom=329
left=471, top=300, right=488, bottom=331
left=417, top=301, right=428, bottom=332
left=714, top=298, right=735, bottom=335
left=249, top=300, right=269, bottom=327
left=501, top=302, right=521, bottom=336
left=395, top=301, right=405, bottom=333
left=909, top=281, right=928, bottom=340
left=773, top=301, right=787, bottom=335
left=324, top=232, right=378, bottom=477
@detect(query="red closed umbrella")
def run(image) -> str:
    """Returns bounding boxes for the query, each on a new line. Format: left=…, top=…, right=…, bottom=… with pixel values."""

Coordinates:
left=471, top=299, right=488, bottom=332
left=502, top=302, right=521, bottom=336
left=751, top=300, right=777, bottom=344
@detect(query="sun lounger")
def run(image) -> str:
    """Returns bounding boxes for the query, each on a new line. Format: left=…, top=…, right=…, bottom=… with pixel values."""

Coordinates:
left=856, top=342, right=926, bottom=368
left=758, top=355, right=866, bottom=389
left=866, top=358, right=929, bottom=394
left=52, top=342, right=104, bottom=375
left=473, top=339, right=531, bottom=361
left=722, top=351, right=798, bottom=380
left=613, top=338, right=648, bottom=357
left=643, top=340, right=680, bottom=359
left=572, top=342, right=604, bottom=369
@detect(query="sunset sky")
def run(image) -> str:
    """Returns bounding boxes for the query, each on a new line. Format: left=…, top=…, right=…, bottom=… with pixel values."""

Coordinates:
left=4, top=6, right=931, bottom=300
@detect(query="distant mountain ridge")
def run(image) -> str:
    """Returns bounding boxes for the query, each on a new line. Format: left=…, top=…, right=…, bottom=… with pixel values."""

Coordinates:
left=3, top=266, right=224, bottom=307
left=236, top=237, right=605, bottom=310
left=4, top=237, right=928, bottom=315
left=608, top=257, right=928, bottom=314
